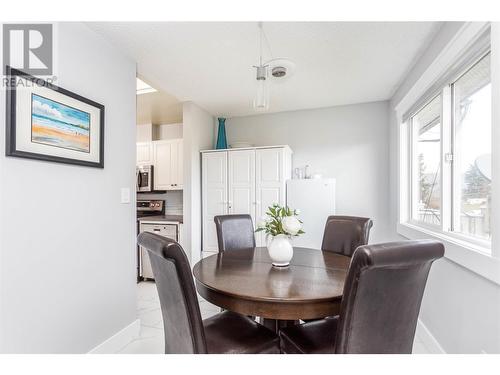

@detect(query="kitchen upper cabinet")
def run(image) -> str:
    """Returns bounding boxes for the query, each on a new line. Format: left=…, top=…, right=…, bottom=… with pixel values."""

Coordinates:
left=152, top=139, right=183, bottom=191
left=201, top=146, right=292, bottom=252
left=176, top=140, right=183, bottom=189
left=136, top=142, right=153, bottom=165
left=153, top=140, right=173, bottom=190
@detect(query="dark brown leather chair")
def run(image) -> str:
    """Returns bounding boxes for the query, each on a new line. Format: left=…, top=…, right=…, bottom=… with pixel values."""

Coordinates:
left=280, top=240, right=444, bottom=354
left=214, top=214, right=256, bottom=252
left=138, top=232, right=279, bottom=354
left=321, top=215, right=373, bottom=257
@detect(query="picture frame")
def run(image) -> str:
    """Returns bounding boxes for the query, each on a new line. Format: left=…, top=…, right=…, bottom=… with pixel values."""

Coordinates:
left=5, top=66, right=105, bottom=168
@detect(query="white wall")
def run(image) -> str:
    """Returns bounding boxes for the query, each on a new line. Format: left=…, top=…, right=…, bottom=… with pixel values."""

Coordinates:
left=136, top=123, right=154, bottom=142
left=136, top=122, right=183, bottom=142
left=157, top=123, right=183, bottom=140
left=0, top=23, right=137, bottom=353
left=182, top=102, right=214, bottom=264
left=389, top=22, right=500, bottom=353
left=226, top=102, right=391, bottom=243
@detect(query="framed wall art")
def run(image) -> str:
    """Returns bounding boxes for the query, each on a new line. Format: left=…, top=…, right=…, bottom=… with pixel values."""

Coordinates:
left=5, top=66, right=105, bottom=168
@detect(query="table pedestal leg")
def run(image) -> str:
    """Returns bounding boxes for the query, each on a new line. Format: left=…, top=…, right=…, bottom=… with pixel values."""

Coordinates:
left=261, top=318, right=299, bottom=333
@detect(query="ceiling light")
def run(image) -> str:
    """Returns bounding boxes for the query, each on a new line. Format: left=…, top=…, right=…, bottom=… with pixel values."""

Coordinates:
left=136, top=77, right=157, bottom=95
left=266, top=58, right=296, bottom=79
left=253, top=23, right=270, bottom=111
left=271, top=66, right=287, bottom=78
left=252, top=24, right=295, bottom=110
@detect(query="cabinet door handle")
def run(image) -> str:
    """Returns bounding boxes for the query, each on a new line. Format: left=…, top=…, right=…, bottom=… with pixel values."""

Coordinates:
left=137, top=171, right=142, bottom=188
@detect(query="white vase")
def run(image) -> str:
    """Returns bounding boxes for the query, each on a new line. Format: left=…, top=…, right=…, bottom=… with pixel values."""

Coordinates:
left=267, top=234, right=293, bottom=267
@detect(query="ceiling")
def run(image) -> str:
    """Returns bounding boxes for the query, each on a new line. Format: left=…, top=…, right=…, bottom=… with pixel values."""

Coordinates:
left=88, top=22, right=443, bottom=118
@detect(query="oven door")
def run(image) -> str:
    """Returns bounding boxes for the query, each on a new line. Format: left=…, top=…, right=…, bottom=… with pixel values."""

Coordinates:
left=137, top=166, right=153, bottom=192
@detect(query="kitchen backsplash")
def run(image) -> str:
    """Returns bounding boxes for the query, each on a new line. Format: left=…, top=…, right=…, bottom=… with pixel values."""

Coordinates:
left=137, top=190, right=183, bottom=215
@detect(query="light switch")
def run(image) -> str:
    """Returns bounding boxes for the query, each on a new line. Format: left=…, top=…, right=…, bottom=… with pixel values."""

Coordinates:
left=120, top=188, right=131, bottom=204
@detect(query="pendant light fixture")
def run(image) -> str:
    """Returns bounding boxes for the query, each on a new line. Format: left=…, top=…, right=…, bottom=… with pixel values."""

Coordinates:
left=253, top=22, right=270, bottom=111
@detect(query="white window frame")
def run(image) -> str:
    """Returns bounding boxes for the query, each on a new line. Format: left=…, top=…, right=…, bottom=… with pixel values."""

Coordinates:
left=408, top=62, right=493, bottom=249
left=395, top=22, right=500, bottom=285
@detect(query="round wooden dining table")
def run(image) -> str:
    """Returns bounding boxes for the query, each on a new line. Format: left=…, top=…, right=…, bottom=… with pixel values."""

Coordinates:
left=192, top=247, right=350, bottom=332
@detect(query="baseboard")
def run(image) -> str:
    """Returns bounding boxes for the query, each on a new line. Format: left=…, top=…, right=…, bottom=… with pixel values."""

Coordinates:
left=88, top=319, right=141, bottom=354
left=416, top=319, right=446, bottom=354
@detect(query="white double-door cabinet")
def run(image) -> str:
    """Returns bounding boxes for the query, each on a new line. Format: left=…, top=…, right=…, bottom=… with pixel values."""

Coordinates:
left=136, top=139, right=183, bottom=190
left=202, top=146, right=292, bottom=253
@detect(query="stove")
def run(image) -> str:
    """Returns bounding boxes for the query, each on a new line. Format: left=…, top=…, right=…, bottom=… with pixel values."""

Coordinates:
left=137, top=200, right=165, bottom=218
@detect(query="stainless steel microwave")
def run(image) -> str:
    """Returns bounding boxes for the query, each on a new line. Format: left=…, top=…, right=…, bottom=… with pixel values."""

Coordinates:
left=136, top=165, right=153, bottom=192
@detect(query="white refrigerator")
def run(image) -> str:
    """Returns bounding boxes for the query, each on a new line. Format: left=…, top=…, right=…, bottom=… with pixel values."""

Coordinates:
left=286, top=178, right=336, bottom=250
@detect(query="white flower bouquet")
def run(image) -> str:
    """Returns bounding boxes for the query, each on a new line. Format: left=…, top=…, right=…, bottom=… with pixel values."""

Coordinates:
left=255, top=203, right=305, bottom=237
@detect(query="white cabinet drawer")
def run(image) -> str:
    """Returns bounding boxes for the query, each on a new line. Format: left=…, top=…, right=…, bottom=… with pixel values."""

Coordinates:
left=140, top=223, right=177, bottom=240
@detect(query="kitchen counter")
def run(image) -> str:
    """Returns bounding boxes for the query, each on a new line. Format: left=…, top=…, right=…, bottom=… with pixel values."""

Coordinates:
left=137, top=215, right=183, bottom=224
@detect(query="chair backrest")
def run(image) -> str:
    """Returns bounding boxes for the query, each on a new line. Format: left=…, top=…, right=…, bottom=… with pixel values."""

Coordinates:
left=214, top=214, right=256, bottom=252
left=321, top=215, right=373, bottom=257
left=137, top=232, right=207, bottom=354
left=334, top=240, right=444, bottom=354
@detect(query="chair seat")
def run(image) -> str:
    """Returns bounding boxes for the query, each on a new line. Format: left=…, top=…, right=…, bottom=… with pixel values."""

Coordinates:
left=279, top=316, right=339, bottom=354
left=203, top=311, right=280, bottom=354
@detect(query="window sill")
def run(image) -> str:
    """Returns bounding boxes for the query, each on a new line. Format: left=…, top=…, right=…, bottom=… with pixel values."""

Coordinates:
left=397, top=222, right=500, bottom=285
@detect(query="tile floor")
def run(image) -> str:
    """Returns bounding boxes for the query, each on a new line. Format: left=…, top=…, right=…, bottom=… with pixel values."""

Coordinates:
left=117, top=281, right=219, bottom=354
left=117, top=281, right=430, bottom=354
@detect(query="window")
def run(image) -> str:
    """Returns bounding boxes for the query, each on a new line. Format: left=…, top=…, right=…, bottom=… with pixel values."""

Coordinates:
left=406, top=51, right=492, bottom=250
left=411, top=95, right=442, bottom=226
left=451, top=53, right=491, bottom=240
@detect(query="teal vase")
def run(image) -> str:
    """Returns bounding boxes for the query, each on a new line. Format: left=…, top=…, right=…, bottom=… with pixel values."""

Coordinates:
left=216, top=117, right=228, bottom=149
